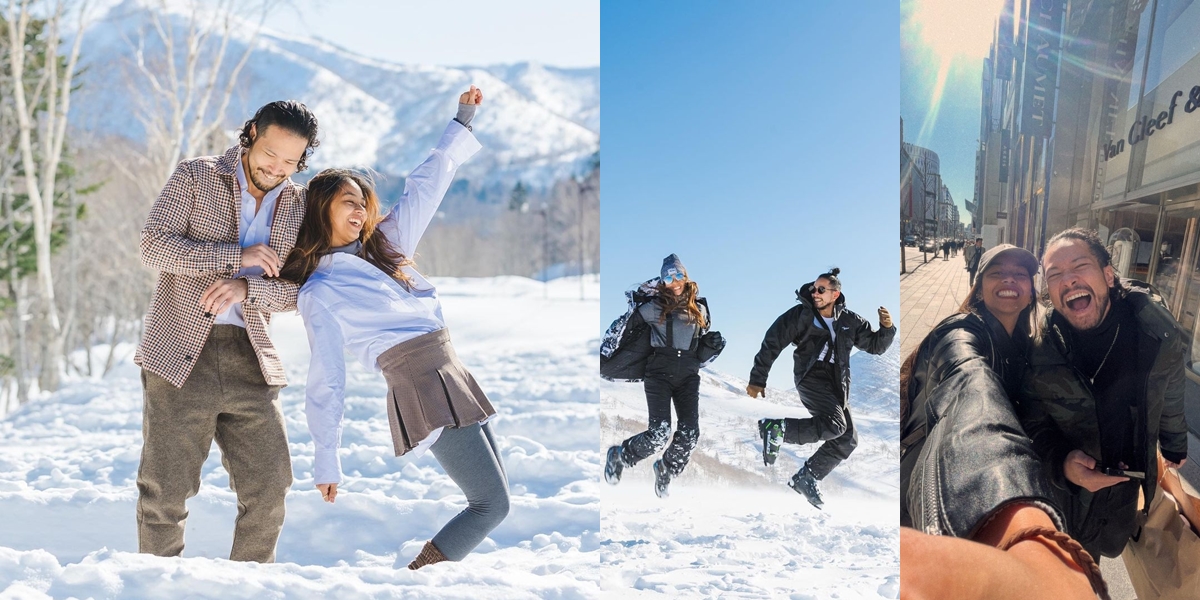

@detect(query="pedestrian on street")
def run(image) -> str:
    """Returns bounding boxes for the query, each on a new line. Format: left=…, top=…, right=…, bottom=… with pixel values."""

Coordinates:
left=942, top=239, right=951, bottom=261
left=280, top=87, right=509, bottom=570
left=135, top=100, right=319, bottom=563
left=966, top=237, right=983, bottom=286
left=601, top=254, right=724, bottom=498
left=748, top=268, right=895, bottom=509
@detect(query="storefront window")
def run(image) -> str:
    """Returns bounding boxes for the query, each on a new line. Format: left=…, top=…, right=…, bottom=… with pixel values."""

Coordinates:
left=1142, top=0, right=1199, bottom=93
left=1108, top=202, right=1161, bottom=279
left=1137, top=0, right=1200, bottom=191
left=1151, top=212, right=1192, bottom=303
left=1176, top=215, right=1200, bottom=373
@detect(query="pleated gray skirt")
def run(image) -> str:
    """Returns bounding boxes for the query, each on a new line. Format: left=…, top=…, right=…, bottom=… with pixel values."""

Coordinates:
left=377, top=328, right=497, bottom=456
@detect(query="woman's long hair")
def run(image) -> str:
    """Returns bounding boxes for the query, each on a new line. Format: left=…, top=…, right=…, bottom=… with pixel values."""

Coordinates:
left=898, top=268, right=1034, bottom=423
left=656, top=278, right=707, bottom=328
left=279, top=168, right=414, bottom=287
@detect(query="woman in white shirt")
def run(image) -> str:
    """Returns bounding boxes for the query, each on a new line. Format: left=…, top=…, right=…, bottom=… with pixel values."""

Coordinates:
left=279, top=87, right=507, bottom=570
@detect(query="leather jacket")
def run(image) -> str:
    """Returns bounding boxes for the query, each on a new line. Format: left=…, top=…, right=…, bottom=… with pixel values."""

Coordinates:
left=1019, top=281, right=1188, bottom=557
left=901, top=308, right=1063, bottom=537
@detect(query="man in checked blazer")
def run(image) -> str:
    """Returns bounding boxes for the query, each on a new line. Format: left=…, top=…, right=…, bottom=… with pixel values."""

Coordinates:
left=135, top=101, right=319, bottom=562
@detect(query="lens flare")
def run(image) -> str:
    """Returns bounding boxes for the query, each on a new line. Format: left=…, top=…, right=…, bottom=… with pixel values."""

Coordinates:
left=912, top=0, right=1006, bottom=62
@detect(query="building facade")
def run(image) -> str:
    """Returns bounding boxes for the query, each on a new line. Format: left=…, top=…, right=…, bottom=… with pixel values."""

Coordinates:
left=979, top=0, right=1200, bottom=370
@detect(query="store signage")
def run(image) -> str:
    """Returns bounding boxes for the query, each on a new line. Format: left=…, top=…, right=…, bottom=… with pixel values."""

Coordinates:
left=999, top=129, right=1010, bottom=183
left=1104, top=87, right=1200, bottom=161
left=1021, top=0, right=1062, bottom=138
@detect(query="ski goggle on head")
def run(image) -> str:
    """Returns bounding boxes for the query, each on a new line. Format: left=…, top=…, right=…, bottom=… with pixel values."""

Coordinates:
left=662, top=271, right=686, bottom=284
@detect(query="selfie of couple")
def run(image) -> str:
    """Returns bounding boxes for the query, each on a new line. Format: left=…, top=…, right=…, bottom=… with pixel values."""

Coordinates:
left=901, top=230, right=1200, bottom=600
left=134, top=86, right=504, bottom=570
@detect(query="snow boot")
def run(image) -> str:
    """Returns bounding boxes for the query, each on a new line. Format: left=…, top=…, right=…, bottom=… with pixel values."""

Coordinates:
left=605, top=445, right=627, bottom=485
left=789, top=463, right=824, bottom=509
left=652, top=459, right=671, bottom=498
left=758, top=418, right=784, bottom=466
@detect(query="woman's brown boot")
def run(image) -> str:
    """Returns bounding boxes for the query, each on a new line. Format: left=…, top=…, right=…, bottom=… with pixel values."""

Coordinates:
left=407, top=540, right=449, bottom=570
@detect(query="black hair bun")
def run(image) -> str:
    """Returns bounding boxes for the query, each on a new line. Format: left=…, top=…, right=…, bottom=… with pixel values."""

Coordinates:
left=829, top=267, right=840, bottom=277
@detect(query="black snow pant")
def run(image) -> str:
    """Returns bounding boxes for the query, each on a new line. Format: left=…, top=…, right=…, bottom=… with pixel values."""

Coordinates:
left=783, top=362, right=857, bottom=480
left=620, top=348, right=701, bottom=477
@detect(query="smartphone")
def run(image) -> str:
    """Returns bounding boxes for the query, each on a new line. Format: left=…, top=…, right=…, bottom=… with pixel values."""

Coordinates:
left=1101, top=467, right=1146, bottom=479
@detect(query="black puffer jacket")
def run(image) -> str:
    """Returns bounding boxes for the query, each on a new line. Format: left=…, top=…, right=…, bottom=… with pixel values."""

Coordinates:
left=748, top=283, right=895, bottom=395
left=600, top=279, right=717, bottom=382
left=900, top=308, right=1063, bottom=536
left=1019, top=280, right=1188, bottom=557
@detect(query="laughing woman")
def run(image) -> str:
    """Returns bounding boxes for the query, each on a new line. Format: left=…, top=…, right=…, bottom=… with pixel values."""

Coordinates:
left=280, top=87, right=509, bottom=570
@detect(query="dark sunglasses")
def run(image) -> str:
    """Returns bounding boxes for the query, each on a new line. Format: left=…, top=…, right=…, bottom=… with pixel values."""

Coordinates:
left=815, top=286, right=832, bottom=294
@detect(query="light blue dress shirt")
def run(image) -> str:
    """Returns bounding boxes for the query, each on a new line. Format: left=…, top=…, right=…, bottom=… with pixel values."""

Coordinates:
left=214, top=150, right=286, bottom=327
left=299, top=121, right=482, bottom=484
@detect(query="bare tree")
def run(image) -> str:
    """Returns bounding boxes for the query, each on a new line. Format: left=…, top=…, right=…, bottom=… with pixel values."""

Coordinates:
left=109, top=0, right=276, bottom=198
left=4, top=0, right=89, bottom=392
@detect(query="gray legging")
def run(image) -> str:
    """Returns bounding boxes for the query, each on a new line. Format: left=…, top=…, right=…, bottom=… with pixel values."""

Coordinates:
left=427, top=421, right=510, bottom=560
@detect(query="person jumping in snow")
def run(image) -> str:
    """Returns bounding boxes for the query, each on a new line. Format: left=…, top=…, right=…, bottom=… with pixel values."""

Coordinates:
left=279, top=87, right=509, bottom=570
left=600, top=254, right=724, bottom=498
left=747, top=268, right=895, bottom=509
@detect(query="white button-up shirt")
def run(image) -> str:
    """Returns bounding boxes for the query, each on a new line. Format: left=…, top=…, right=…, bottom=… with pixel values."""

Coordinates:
left=214, top=151, right=285, bottom=327
left=299, top=121, right=482, bottom=484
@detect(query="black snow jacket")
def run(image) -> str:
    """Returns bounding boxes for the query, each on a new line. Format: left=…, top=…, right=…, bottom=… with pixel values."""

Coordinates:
left=600, top=279, right=720, bottom=382
left=1018, top=280, right=1189, bottom=558
left=748, top=283, right=895, bottom=396
left=900, top=308, right=1063, bottom=536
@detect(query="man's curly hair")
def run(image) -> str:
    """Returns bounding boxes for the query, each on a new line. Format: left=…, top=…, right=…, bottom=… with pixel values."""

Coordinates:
left=238, top=100, right=320, bottom=171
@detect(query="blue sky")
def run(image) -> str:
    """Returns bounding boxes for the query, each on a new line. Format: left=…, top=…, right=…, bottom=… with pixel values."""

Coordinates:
left=602, top=2, right=900, bottom=389
left=901, top=0, right=1005, bottom=225
left=258, top=0, right=597, bottom=67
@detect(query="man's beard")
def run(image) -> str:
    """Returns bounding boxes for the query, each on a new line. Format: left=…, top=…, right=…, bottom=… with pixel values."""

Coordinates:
left=249, top=168, right=284, bottom=193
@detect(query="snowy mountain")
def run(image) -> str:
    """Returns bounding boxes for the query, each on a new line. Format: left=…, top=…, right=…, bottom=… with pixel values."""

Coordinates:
left=72, top=0, right=599, bottom=189
left=599, top=344, right=900, bottom=598
left=0, top=276, right=604, bottom=598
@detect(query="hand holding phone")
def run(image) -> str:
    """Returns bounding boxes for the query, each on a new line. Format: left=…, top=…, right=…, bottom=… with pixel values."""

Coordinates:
left=1101, top=467, right=1145, bottom=480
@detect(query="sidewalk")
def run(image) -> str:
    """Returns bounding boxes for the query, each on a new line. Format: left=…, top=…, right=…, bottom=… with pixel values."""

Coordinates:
left=899, top=251, right=971, bottom=359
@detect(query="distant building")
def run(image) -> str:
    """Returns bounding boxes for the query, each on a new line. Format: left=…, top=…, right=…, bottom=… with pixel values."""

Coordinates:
left=902, top=142, right=942, bottom=240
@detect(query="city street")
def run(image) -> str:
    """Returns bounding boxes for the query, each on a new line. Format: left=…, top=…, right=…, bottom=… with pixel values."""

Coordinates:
left=899, top=248, right=971, bottom=358
left=899, top=249, right=1200, bottom=599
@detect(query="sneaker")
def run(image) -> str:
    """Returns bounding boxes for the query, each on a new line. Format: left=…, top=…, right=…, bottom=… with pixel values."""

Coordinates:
left=789, top=464, right=824, bottom=509
left=652, top=459, right=671, bottom=498
left=758, top=418, right=784, bottom=466
left=604, top=446, right=626, bottom=485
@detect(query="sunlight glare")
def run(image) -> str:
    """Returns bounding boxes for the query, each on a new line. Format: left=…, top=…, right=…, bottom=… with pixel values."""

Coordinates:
left=912, top=0, right=1006, bottom=62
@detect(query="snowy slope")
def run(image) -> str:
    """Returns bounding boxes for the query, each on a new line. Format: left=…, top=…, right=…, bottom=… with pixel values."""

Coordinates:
left=599, top=344, right=901, bottom=599
left=0, top=276, right=602, bottom=599
left=73, top=0, right=600, bottom=188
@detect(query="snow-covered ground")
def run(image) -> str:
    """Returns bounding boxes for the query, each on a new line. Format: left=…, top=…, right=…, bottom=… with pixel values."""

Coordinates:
left=0, top=276, right=602, bottom=599
left=600, top=345, right=901, bottom=599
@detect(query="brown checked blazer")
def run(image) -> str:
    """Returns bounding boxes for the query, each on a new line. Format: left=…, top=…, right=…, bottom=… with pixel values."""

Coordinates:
left=135, top=145, right=306, bottom=388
